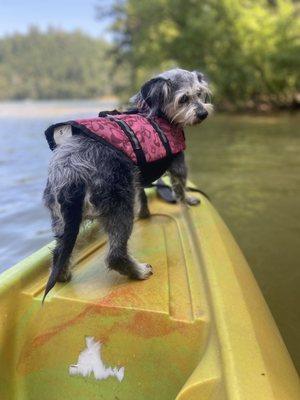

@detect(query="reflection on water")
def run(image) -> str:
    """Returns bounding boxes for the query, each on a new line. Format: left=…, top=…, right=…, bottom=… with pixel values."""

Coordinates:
left=187, top=114, right=300, bottom=372
left=0, top=102, right=299, bottom=371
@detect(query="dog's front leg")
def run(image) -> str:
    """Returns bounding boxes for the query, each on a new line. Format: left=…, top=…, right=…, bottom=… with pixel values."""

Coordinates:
left=168, top=152, right=200, bottom=206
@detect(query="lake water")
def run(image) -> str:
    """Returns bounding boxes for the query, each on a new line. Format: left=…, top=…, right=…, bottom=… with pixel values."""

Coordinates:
left=0, top=101, right=299, bottom=371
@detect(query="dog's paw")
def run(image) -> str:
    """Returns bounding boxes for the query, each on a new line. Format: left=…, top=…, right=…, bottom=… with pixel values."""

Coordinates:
left=186, top=196, right=200, bottom=206
left=131, top=263, right=153, bottom=280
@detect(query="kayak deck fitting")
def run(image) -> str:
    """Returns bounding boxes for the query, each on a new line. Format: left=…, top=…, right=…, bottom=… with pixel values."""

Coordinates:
left=0, top=188, right=299, bottom=400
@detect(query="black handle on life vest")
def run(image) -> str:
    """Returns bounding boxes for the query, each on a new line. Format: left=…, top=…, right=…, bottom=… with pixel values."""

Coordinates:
left=98, top=109, right=122, bottom=117
left=98, top=109, right=140, bottom=117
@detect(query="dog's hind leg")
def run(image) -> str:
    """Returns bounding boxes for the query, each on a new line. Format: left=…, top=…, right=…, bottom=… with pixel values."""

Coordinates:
left=102, top=201, right=153, bottom=280
left=43, top=185, right=85, bottom=299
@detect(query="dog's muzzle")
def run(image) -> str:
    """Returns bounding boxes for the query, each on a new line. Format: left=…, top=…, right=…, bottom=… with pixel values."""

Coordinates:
left=196, top=110, right=208, bottom=121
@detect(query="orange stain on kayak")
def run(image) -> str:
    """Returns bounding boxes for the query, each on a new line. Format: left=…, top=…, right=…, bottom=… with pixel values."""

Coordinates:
left=30, top=284, right=137, bottom=349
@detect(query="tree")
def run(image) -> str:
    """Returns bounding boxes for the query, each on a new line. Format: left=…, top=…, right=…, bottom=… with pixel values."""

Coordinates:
left=104, top=0, right=300, bottom=110
left=0, top=27, right=114, bottom=100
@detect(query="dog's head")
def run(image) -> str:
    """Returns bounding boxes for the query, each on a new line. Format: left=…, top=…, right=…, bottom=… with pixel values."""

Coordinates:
left=131, top=68, right=213, bottom=126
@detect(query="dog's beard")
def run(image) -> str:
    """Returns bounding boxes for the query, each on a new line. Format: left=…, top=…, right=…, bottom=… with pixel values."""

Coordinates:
left=164, top=101, right=213, bottom=126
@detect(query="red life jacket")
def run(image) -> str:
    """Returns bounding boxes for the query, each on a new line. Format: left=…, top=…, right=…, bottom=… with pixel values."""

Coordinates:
left=45, top=111, right=186, bottom=186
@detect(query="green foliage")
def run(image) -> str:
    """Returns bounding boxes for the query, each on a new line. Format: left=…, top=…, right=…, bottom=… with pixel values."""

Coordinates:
left=0, top=2, right=298, bottom=109
left=0, top=27, right=113, bottom=100
left=107, top=0, right=300, bottom=110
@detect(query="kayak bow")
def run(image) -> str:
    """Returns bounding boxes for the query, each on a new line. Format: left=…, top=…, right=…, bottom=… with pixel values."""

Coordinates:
left=0, top=186, right=299, bottom=399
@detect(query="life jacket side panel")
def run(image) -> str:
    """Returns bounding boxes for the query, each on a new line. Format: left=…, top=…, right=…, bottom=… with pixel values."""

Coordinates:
left=113, top=114, right=167, bottom=163
left=155, top=117, right=186, bottom=154
left=75, top=117, right=137, bottom=163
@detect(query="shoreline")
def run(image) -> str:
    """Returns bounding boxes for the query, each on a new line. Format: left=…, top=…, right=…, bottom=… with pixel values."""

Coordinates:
left=0, top=98, right=118, bottom=118
left=0, top=98, right=299, bottom=119
left=0, top=97, right=300, bottom=121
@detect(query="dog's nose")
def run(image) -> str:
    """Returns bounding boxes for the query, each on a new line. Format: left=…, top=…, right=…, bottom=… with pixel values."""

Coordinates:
left=197, top=110, right=208, bottom=121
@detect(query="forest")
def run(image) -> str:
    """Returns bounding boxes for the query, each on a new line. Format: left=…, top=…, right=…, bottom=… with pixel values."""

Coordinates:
left=0, top=27, right=114, bottom=100
left=0, top=0, right=299, bottom=111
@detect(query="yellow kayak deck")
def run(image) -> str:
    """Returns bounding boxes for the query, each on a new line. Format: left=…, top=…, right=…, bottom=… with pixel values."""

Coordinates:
left=0, top=189, right=299, bottom=399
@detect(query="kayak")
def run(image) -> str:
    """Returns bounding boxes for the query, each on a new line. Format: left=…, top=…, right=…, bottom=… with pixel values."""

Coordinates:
left=0, top=186, right=299, bottom=400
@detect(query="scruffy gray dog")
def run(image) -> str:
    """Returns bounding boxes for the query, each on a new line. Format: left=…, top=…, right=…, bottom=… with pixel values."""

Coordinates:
left=43, top=68, right=212, bottom=300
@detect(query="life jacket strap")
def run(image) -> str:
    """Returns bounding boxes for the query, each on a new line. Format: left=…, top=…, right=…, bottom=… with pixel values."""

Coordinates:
left=146, top=117, right=172, bottom=157
left=107, top=116, right=147, bottom=166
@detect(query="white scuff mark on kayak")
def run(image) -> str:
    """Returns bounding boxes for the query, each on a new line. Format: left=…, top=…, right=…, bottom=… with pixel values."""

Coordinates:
left=69, top=337, right=125, bottom=382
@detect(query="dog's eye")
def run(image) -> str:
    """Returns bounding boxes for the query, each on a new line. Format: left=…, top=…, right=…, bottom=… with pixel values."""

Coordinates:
left=204, top=93, right=211, bottom=103
left=197, top=92, right=205, bottom=100
left=179, top=95, right=189, bottom=104
left=198, top=92, right=210, bottom=103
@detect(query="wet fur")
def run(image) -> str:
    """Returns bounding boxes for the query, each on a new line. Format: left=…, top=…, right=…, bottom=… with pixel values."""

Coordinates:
left=43, top=68, right=212, bottom=300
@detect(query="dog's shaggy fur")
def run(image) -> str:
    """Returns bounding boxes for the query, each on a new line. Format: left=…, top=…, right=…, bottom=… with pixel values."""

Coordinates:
left=43, top=68, right=212, bottom=300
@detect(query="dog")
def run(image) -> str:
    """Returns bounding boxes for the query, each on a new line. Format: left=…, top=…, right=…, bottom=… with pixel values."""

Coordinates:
left=43, top=68, right=212, bottom=300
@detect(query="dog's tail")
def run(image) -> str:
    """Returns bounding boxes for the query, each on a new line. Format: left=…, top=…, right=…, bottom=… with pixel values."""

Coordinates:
left=42, top=264, right=61, bottom=304
left=42, top=184, right=85, bottom=303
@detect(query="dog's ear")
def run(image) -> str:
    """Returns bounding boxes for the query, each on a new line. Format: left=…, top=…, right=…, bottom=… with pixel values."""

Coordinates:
left=193, top=71, right=204, bottom=83
left=140, top=77, right=172, bottom=114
